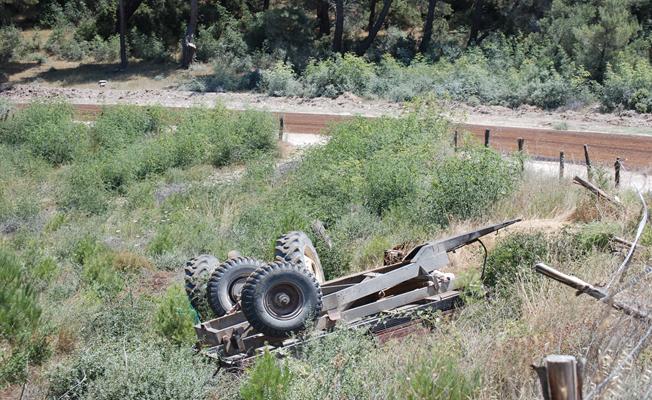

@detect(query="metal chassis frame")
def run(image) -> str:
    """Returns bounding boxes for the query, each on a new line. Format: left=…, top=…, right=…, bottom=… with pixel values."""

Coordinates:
left=194, top=219, right=520, bottom=357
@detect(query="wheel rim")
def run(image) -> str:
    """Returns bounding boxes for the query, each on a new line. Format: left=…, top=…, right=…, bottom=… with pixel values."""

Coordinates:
left=303, top=245, right=324, bottom=283
left=228, top=277, right=247, bottom=302
left=263, top=283, right=304, bottom=320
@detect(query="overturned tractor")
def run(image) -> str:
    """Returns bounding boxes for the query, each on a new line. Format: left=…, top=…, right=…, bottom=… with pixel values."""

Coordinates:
left=184, top=220, right=520, bottom=366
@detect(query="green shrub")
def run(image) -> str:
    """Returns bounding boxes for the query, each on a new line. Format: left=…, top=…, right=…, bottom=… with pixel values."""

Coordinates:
left=0, top=101, right=87, bottom=165
left=483, top=233, right=548, bottom=291
left=92, top=105, right=163, bottom=151
left=60, top=162, right=108, bottom=213
left=424, top=146, right=519, bottom=225
left=155, top=284, right=196, bottom=345
left=304, top=53, right=375, bottom=97
left=0, top=26, right=21, bottom=63
left=0, top=249, right=49, bottom=387
left=241, top=350, right=293, bottom=400
left=603, top=55, right=652, bottom=112
left=396, top=355, right=481, bottom=400
left=575, top=222, right=618, bottom=253
left=0, top=249, right=41, bottom=343
left=90, top=34, right=120, bottom=62
left=81, top=248, right=123, bottom=297
left=45, top=24, right=88, bottom=61
left=261, top=61, right=304, bottom=96
left=48, top=340, right=213, bottom=400
left=129, top=28, right=168, bottom=61
left=149, top=226, right=175, bottom=255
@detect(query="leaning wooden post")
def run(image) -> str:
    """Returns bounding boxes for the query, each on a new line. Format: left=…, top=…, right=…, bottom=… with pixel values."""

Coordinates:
left=484, top=129, right=490, bottom=147
left=614, top=158, right=622, bottom=188
left=278, top=115, right=284, bottom=141
left=559, top=151, right=565, bottom=180
left=453, top=131, right=458, bottom=152
left=534, top=355, right=583, bottom=400
left=583, top=145, right=592, bottom=181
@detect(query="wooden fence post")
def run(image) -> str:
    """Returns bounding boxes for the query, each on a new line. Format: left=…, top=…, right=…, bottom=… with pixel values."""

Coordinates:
left=533, top=355, right=583, bottom=400
left=559, top=151, right=565, bottom=180
left=518, top=137, right=524, bottom=152
left=484, top=129, right=490, bottom=147
left=453, top=131, right=458, bottom=152
left=278, top=115, right=284, bottom=141
left=583, top=145, right=592, bottom=181
left=614, top=158, right=622, bottom=188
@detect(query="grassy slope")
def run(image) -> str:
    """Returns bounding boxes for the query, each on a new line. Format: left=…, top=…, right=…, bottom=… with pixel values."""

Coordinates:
left=0, top=101, right=650, bottom=399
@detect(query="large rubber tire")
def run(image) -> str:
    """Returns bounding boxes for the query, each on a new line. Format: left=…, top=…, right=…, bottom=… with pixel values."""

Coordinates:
left=184, top=255, right=219, bottom=314
left=206, top=257, right=266, bottom=317
left=241, top=261, right=322, bottom=338
left=274, top=231, right=326, bottom=284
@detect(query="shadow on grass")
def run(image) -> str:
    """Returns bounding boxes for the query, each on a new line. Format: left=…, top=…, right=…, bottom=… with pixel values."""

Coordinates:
left=15, top=60, right=183, bottom=86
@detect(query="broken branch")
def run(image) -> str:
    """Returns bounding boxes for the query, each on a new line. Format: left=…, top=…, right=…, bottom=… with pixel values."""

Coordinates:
left=534, top=263, right=652, bottom=322
left=572, top=176, right=621, bottom=206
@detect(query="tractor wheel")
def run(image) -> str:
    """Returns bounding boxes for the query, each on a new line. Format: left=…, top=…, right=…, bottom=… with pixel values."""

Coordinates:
left=206, top=257, right=266, bottom=317
left=274, top=231, right=326, bottom=284
left=241, top=261, right=322, bottom=338
left=184, top=255, right=219, bottom=315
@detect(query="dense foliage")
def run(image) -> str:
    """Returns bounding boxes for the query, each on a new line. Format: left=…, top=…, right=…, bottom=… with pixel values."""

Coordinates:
left=3, top=0, right=652, bottom=111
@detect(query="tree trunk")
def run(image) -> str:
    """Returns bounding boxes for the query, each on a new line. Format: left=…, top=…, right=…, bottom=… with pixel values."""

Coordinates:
left=316, top=0, right=330, bottom=37
left=367, top=0, right=377, bottom=33
left=356, top=0, right=392, bottom=56
left=114, top=0, right=144, bottom=33
left=333, top=0, right=344, bottom=53
left=419, top=0, right=437, bottom=53
left=181, top=0, right=198, bottom=68
left=467, top=0, right=482, bottom=46
left=119, top=0, right=127, bottom=69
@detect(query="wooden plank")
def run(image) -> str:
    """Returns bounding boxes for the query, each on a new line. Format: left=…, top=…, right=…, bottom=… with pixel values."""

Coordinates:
left=321, top=263, right=421, bottom=310
left=340, top=286, right=437, bottom=322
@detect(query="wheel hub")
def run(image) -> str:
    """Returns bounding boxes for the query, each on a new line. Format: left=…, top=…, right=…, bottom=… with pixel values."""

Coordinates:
left=264, top=283, right=304, bottom=320
left=274, top=292, right=291, bottom=307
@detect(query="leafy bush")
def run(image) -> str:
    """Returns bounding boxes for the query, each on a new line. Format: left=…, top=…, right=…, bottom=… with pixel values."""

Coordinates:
left=45, top=24, right=88, bottom=61
left=574, top=222, right=618, bottom=253
left=240, top=350, right=293, bottom=400
left=60, top=162, right=109, bottom=213
left=91, top=105, right=164, bottom=151
left=48, top=340, right=213, bottom=400
left=155, top=284, right=196, bottom=345
left=396, top=355, right=481, bottom=400
left=424, top=146, right=519, bottom=225
left=0, top=26, right=21, bottom=63
left=90, top=34, right=120, bottom=62
left=129, top=28, right=168, bottom=61
left=0, top=249, right=49, bottom=387
left=0, top=249, right=41, bottom=343
left=70, top=237, right=123, bottom=296
left=603, top=55, right=652, bottom=112
left=0, top=101, right=87, bottom=165
left=261, top=62, right=304, bottom=96
left=304, top=53, right=376, bottom=97
left=483, top=233, right=548, bottom=291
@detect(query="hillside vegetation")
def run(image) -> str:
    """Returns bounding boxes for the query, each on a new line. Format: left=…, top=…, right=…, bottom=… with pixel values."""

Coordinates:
left=0, top=101, right=650, bottom=399
left=3, top=1, right=652, bottom=113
